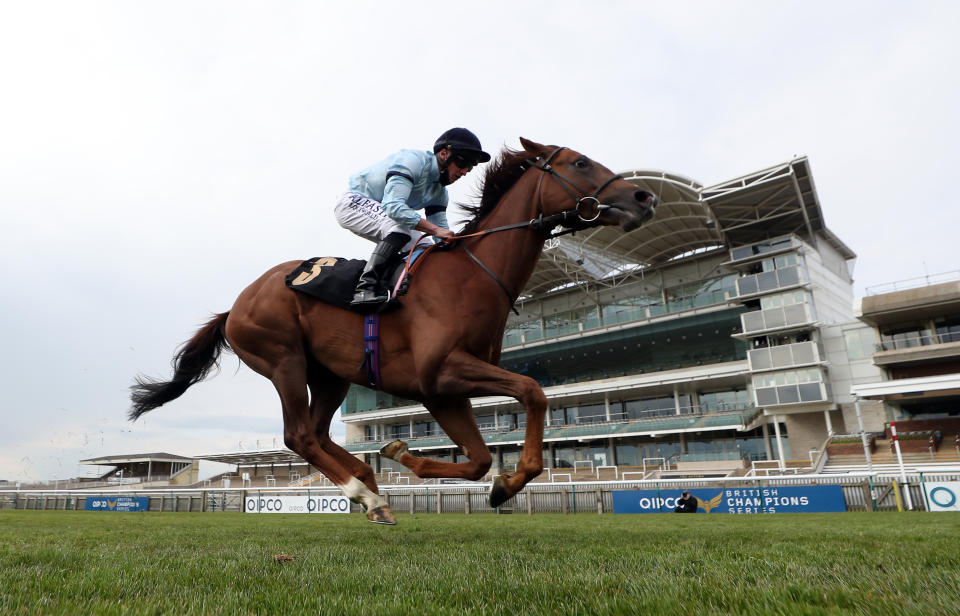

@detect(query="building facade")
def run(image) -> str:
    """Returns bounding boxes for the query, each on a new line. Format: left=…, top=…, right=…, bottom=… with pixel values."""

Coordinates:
left=850, top=272, right=960, bottom=433
left=341, top=158, right=877, bottom=475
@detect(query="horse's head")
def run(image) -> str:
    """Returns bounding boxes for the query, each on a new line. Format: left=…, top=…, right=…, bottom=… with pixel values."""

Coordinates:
left=519, top=137, right=657, bottom=232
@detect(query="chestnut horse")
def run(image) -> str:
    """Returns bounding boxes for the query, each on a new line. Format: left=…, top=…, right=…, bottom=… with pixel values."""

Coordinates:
left=129, top=138, right=657, bottom=524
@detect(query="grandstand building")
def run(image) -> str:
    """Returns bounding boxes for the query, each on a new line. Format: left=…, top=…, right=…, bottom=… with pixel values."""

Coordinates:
left=850, top=271, right=960, bottom=434
left=340, top=157, right=887, bottom=476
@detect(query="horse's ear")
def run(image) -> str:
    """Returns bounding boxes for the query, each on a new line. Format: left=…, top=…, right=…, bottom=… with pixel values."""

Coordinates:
left=519, top=137, right=548, bottom=157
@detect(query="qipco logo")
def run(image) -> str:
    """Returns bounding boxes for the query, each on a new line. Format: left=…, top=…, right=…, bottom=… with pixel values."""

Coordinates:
left=247, top=497, right=284, bottom=512
left=930, top=486, right=957, bottom=509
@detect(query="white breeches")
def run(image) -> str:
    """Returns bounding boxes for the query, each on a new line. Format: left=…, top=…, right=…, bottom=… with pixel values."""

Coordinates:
left=334, top=192, right=424, bottom=253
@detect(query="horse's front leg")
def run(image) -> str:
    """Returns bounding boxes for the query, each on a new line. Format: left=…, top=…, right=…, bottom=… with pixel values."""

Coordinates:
left=380, top=397, right=492, bottom=480
left=429, top=350, right=548, bottom=507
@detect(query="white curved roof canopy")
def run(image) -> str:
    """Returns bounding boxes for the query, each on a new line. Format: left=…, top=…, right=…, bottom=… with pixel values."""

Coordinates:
left=520, top=157, right=854, bottom=299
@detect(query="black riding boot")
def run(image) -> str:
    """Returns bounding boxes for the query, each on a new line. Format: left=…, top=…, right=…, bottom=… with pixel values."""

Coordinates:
left=350, top=232, right=407, bottom=310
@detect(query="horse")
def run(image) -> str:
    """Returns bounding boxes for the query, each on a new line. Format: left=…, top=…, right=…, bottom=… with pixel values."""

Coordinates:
left=129, top=138, right=657, bottom=525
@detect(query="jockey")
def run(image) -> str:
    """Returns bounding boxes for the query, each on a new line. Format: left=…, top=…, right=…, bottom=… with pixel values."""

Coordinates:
left=335, top=127, right=491, bottom=310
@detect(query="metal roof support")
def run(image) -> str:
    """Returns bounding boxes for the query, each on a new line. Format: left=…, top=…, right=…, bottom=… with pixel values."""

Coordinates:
left=788, top=161, right=819, bottom=250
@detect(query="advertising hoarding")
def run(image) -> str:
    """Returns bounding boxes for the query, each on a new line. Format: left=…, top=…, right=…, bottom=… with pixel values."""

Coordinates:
left=244, top=495, right=351, bottom=514
left=612, top=486, right=847, bottom=514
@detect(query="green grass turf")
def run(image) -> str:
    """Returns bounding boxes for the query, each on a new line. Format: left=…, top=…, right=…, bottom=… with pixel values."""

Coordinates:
left=1, top=510, right=958, bottom=615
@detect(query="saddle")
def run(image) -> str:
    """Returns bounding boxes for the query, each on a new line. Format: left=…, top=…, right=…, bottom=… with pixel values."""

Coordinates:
left=284, top=254, right=410, bottom=310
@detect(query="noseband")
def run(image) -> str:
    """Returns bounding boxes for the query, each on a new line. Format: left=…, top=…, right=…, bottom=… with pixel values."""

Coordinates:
left=526, top=146, right=623, bottom=227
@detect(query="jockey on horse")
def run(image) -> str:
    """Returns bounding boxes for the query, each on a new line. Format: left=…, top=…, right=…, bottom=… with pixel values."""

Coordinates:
left=334, top=128, right=491, bottom=310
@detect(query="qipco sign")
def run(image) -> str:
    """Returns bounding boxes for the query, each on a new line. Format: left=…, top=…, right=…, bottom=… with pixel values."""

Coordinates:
left=244, top=495, right=351, bottom=514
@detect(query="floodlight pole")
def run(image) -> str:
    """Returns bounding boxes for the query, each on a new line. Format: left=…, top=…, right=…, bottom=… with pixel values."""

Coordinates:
left=890, top=421, right=913, bottom=510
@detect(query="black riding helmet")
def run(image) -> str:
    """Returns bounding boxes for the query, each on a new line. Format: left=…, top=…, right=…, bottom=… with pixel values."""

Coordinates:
left=433, top=127, right=491, bottom=167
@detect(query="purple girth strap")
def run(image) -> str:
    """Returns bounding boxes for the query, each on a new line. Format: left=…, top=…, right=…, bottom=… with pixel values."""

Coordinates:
left=362, top=314, right=382, bottom=390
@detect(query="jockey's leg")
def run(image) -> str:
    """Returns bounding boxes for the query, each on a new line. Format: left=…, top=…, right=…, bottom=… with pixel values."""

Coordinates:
left=350, top=232, right=408, bottom=308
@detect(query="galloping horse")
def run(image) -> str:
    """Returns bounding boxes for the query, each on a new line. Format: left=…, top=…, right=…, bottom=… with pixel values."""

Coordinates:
left=130, top=138, right=657, bottom=524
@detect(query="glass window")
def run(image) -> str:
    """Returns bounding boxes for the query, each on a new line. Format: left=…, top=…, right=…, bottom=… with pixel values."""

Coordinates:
left=590, top=446, right=609, bottom=466
left=757, top=271, right=779, bottom=292
left=770, top=346, right=793, bottom=368
left=881, top=326, right=931, bottom=350
left=935, top=316, right=960, bottom=343
left=615, top=444, right=640, bottom=466
left=737, top=276, right=759, bottom=296
left=749, top=348, right=773, bottom=370
left=553, top=447, right=575, bottom=468
left=742, top=311, right=765, bottom=333
left=774, top=254, right=798, bottom=269
left=844, top=328, right=877, bottom=361
left=798, top=382, right=824, bottom=402
left=792, top=341, right=816, bottom=364
left=476, top=414, right=496, bottom=430
left=778, top=265, right=800, bottom=286
left=577, top=403, right=606, bottom=424
left=699, top=390, right=749, bottom=412
left=765, top=308, right=787, bottom=329
left=731, top=246, right=753, bottom=261
left=755, top=387, right=778, bottom=406
left=783, top=304, right=808, bottom=325
left=777, top=385, right=800, bottom=404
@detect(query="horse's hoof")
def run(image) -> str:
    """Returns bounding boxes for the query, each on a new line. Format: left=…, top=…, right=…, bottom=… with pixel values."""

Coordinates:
left=380, top=440, right=408, bottom=461
left=489, top=475, right=513, bottom=508
left=366, top=505, right=397, bottom=525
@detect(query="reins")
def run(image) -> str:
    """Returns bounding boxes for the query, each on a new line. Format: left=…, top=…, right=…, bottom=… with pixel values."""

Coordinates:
left=396, top=147, right=625, bottom=315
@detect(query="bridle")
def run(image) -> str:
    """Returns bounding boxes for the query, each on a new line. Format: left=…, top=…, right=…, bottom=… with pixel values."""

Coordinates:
left=399, top=146, right=635, bottom=314
left=526, top=146, right=623, bottom=229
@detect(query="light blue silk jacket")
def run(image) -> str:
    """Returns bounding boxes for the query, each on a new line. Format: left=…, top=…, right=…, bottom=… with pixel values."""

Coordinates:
left=348, top=149, right=449, bottom=230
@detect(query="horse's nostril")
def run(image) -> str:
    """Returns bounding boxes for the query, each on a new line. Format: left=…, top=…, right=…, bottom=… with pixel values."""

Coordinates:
left=635, top=191, right=657, bottom=207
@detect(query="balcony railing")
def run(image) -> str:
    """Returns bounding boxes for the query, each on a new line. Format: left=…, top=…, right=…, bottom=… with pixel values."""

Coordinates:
left=876, top=331, right=960, bottom=352
left=748, top=341, right=822, bottom=372
left=754, top=381, right=831, bottom=407
left=740, top=303, right=814, bottom=336
left=735, top=265, right=805, bottom=298
left=865, top=270, right=960, bottom=296
left=354, top=403, right=756, bottom=447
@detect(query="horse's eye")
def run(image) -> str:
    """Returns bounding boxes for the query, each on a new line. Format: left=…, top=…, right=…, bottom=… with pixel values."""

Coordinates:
left=574, top=158, right=590, bottom=169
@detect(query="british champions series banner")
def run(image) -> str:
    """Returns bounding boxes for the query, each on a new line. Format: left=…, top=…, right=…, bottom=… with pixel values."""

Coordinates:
left=85, top=496, right=150, bottom=512
left=612, top=486, right=847, bottom=514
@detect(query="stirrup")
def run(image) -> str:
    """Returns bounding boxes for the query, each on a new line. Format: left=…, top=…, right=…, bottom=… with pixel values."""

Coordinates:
left=350, top=289, right=389, bottom=308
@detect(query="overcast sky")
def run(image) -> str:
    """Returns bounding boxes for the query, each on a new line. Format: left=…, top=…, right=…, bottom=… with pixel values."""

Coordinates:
left=2, top=2, right=958, bottom=482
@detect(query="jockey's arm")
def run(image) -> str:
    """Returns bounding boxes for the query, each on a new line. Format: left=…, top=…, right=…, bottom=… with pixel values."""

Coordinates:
left=382, top=158, right=454, bottom=240
left=415, top=216, right=455, bottom=240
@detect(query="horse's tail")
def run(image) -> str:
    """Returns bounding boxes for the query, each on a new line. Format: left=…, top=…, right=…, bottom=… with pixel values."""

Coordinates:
left=128, top=311, right=231, bottom=421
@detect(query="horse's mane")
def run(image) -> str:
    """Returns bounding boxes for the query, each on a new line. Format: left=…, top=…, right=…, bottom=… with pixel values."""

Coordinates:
left=459, top=147, right=531, bottom=235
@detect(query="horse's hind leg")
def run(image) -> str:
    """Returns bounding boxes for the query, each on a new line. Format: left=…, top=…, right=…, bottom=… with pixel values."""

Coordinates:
left=265, top=354, right=395, bottom=525
left=306, top=362, right=395, bottom=525
left=381, top=397, right=493, bottom=481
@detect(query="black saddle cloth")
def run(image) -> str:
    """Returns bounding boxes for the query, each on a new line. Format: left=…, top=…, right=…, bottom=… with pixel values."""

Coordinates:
left=284, top=256, right=405, bottom=309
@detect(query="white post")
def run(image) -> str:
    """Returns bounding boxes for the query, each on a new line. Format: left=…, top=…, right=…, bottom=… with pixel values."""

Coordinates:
left=773, top=417, right=786, bottom=471
left=761, top=421, right=773, bottom=459
left=673, top=387, right=682, bottom=416
left=890, top=421, right=913, bottom=510
left=854, top=399, right=873, bottom=471
left=823, top=409, right=834, bottom=436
